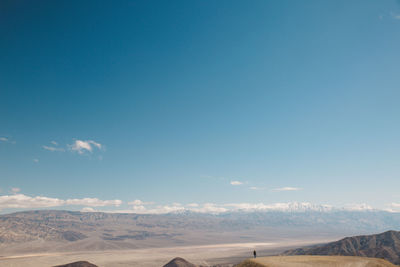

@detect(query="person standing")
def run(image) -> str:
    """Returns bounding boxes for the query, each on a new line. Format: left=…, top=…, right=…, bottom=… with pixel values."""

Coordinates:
left=253, top=250, right=256, bottom=258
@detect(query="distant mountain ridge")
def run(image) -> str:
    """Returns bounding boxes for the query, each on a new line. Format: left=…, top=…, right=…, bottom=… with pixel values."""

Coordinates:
left=284, top=230, right=400, bottom=265
left=2, top=210, right=400, bottom=255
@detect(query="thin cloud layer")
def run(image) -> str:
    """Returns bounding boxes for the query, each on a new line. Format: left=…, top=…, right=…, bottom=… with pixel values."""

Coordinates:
left=272, top=187, right=302, bottom=192
left=66, top=198, right=122, bottom=207
left=249, top=186, right=265, bottom=190
left=0, top=193, right=122, bottom=210
left=43, top=145, right=65, bottom=152
left=42, top=139, right=103, bottom=155
left=230, top=181, right=243, bottom=186
left=119, top=201, right=378, bottom=214
left=0, top=193, right=390, bottom=214
left=0, top=137, right=15, bottom=144
left=128, top=201, right=185, bottom=214
left=391, top=12, right=400, bottom=20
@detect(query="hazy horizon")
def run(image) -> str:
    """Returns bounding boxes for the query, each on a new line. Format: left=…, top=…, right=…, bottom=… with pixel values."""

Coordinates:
left=2, top=0, right=400, bottom=215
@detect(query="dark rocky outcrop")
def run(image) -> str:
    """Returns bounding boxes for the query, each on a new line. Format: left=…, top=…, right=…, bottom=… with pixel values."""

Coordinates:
left=53, top=261, right=98, bottom=267
left=163, top=257, right=197, bottom=267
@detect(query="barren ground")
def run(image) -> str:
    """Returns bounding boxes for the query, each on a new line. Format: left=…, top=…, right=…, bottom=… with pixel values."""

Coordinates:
left=0, top=239, right=330, bottom=267
left=247, top=256, right=396, bottom=267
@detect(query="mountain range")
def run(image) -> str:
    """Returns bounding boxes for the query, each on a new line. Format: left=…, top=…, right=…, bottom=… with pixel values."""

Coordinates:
left=1, top=210, right=400, bottom=255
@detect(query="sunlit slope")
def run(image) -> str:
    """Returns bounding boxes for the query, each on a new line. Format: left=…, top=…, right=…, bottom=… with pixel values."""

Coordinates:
left=237, top=256, right=397, bottom=267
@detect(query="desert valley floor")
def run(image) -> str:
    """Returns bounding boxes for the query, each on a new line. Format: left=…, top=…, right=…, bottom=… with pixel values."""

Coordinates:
left=0, top=239, right=332, bottom=267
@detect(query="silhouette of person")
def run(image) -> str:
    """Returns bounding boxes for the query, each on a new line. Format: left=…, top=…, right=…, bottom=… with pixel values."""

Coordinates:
left=253, top=250, right=256, bottom=258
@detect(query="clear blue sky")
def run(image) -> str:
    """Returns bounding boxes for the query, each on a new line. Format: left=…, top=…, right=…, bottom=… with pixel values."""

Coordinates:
left=1, top=0, right=400, bottom=213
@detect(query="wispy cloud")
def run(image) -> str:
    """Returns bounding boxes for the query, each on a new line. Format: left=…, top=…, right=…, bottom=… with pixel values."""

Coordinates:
left=391, top=12, right=400, bottom=20
left=69, top=139, right=102, bottom=154
left=43, top=145, right=65, bottom=152
left=10, top=188, right=20, bottom=194
left=272, top=187, right=302, bottom=192
left=43, top=139, right=103, bottom=155
left=33, top=158, right=39, bottom=163
left=249, top=186, right=265, bottom=190
left=0, top=137, right=15, bottom=144
left=230, top=181, right=243, bottom=186
left=128, top=199, right=154, bottom=206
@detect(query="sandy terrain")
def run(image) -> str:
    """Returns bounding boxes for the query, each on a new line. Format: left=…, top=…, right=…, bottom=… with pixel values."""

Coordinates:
left=247, top=256, right=396, bottom=267
left=0, top=240, right=329, bottom=267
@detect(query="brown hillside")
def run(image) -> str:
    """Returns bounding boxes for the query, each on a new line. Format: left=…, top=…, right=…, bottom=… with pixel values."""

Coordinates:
left=284, top=230, right=400, bottom=265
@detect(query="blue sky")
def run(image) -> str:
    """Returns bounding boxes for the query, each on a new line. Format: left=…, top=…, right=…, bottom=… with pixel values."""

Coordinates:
left=1, top=0, right=400, bottom=213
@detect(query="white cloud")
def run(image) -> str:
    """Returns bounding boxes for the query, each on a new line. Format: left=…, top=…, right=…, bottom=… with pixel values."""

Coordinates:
left=0, top=193, right=122, bottom=210
left=10, top=188, right=21, bottom=194
left=122, top=201, right=335, bottom=214
left=391, top=12, right=400, bottom=20
left=0, top=137, right=15, bottom=144
left=43, top=145, right=65, bottom=152
left=189, top=203, right=228, bottom=214
left=123, top=204, right=186, bottom=214
left=66, top=198, right=122, bottom=207
left=33, top=158, right=39, bottom=163
left=272, top=187, right=302, bottom=192
left=391, top=203, right=400, bottom=208
left=249, top=186, right=265, bottom=190
left=51, top=141, right=58, bottom=145
left=0, top=194, right=64, bottom=209
left=129, top=199, right=144, bottom=206
left=69, top=140, right=102, bottom=154
left=230, top=181, right=243, bottom=186
left=128, top=199, right=154, bottom=206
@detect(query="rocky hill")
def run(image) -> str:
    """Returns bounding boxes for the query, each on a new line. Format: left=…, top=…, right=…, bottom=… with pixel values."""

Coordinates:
left=54, top=261, right=98, bottom=267
left=284, top=230, right=400, bottom=264
left=163, top=257, right=197, bottom=267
